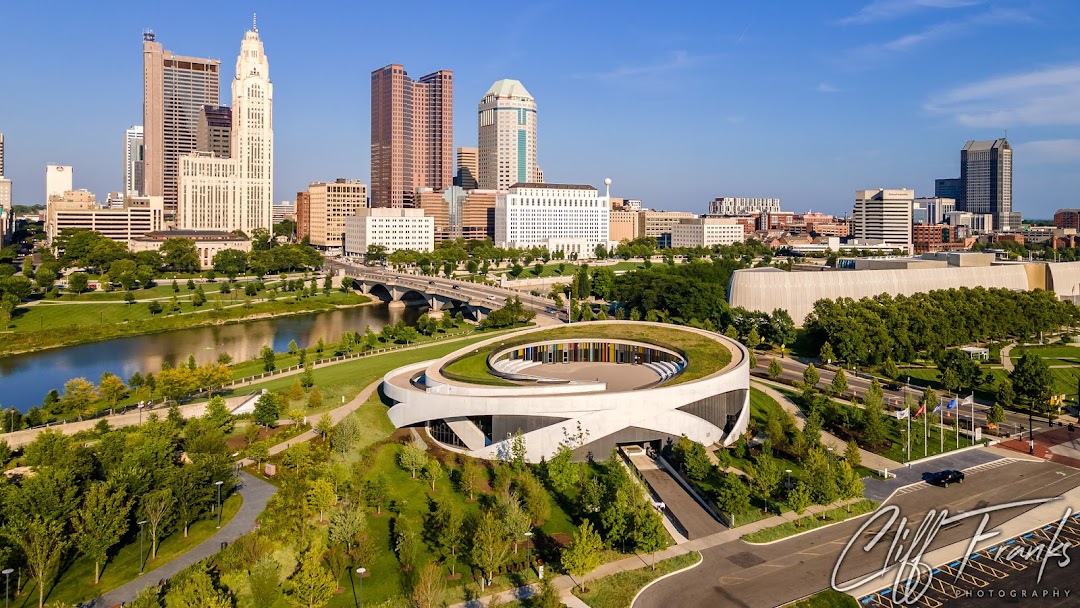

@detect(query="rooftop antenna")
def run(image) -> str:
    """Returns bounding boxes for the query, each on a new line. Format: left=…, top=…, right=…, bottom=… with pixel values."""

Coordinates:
left=253, top=12, right=258, bottom=33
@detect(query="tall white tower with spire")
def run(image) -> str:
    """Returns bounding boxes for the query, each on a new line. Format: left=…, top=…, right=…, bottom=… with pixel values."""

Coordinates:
left=177, top=23, right=273, bottom=234
left=231, top=23, right=273, bottom=233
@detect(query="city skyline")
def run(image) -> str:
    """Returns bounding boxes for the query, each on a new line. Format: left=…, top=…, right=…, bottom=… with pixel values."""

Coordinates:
left=1, top=2, right=1078, bottom=217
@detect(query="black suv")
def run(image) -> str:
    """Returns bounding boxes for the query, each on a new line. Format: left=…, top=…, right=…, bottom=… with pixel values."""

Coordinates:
left=928, top=470, right=965, bottom=487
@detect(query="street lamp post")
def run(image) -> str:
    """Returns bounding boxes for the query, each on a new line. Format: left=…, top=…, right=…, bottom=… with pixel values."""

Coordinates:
left=785, top=469, right=792, bottom=490
left=138, top=401, right=145, bottom=425
left=1030, top=398, right=1036, bottom=455
left=215, top=480, right=224, bottom=528
left=2, top=568, right=12, bottom=608
left=138, top=520, right=148, bottom=574
left=356, top=567, right=366, bottom=608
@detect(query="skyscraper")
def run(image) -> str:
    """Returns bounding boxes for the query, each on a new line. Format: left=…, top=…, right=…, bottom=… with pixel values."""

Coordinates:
left=852, top=189, right=914, bottom=253
left=478, top=79, right=538, bottom=191
left=177, top=24, right=273, bottom=234
left=197, top=106, right=232, bottom=158
left=142, top=31, right=221, bottom=215
left=123, top=126, right=145, bottom=196
left=370, top=65, right=453, bottom=208
left=934, top=177, right=961, bottom=202
left=960, top=139, right=1017, bottom=230
left=455, top=147, right=478, bottom=190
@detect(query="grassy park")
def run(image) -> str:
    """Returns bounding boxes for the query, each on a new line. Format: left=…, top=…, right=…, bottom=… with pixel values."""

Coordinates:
left=572, top=552, right=701, bottom=608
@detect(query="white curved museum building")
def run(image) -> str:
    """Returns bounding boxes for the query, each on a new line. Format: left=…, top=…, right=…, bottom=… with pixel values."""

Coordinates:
left=381, top=321, right=751, bottom=462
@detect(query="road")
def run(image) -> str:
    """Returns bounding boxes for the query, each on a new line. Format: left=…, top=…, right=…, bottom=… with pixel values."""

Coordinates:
left=325, top=259, right=564, bottom=323
left=634, top=459, right=1080, bottom=608
left=757, top=354, right=1053, bottom=438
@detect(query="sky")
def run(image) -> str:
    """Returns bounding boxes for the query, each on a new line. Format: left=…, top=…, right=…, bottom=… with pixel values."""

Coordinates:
left=1, top=0, right=1079, bottom=218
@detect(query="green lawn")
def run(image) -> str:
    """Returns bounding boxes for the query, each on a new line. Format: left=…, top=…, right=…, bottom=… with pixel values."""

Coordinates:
left=741, top=500, right=879, bottom=543
left=2, top=291, right=371, bottom=355
left=573, top=551, right=701, bottom=608
left=440, top=324, right=732, bottom=386
left=24, top=493, right=243, bottom=607
left=785, top=588, right=860, bottom=608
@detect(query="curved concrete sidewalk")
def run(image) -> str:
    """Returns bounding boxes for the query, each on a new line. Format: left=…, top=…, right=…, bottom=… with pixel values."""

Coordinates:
left=90, top=471, right=276, bottom=607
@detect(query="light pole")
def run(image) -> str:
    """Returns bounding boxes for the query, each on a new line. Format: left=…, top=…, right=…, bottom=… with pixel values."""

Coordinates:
left=356, top=567, right=366, bottom=608
left=215, top=480, right=224, bottom=528
left=138, top=401, right=145, bottom=425
left=2, top=568, right=12, bottom=608
left=785, top=469, right=792, bottom=490
left=525, top=531, right=534, bottom=574
left=138, top=520, right=148, bottom=574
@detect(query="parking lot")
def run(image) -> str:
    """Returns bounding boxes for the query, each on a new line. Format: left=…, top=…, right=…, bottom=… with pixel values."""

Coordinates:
left=857, top=512, right=1080, bottom=607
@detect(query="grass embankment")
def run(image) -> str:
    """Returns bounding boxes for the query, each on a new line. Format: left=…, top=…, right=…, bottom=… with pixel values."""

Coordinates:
left=440, top=323, right=732, bottom=386
left=572, top=552, right=701, bottom=608
left=785, top=589, right=860, bottom=608
left=27, top=494, right=243, bottom=607
left=2, top=291, right=371, bottom=355
left=508, top=260, right=650, bottom=280
left=741, top=500, right=879, bottom=544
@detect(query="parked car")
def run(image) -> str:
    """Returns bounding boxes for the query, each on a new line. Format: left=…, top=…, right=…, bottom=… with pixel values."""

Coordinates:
left=452, top=285, right=461, bottom=290
left=429, top=281, right=436, bottom=285
left=884, top=383, right=903, bottom=391
left=928, top=470, right=965, bottom=487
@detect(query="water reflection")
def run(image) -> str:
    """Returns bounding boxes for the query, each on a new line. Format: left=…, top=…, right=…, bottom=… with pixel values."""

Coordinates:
left=0, top=304, right=423, bottom=411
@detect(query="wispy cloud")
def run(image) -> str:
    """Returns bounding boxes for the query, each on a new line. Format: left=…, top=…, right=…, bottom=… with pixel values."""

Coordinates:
left=580, top=51, right=699, bottom=81
left=925, top=64, right=1080, bottom=127
left=838, top=0, right=982, bottom=25
left=1016, top=139, right=1080, bottom=163
left=816, top=82, right=841, bottom=93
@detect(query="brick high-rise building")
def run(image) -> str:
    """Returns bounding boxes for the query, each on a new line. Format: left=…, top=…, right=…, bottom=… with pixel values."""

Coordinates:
left=370, top=65, right=453, bottom=208
left=306, top=179, right=368, bottom=250
left=142, top=32, right=221, bottom=216
left=295, top=191, right=311, bottom=241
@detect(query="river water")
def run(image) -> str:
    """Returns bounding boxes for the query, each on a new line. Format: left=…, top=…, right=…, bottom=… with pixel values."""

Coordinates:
left=0, top=304, right=424, bottom=411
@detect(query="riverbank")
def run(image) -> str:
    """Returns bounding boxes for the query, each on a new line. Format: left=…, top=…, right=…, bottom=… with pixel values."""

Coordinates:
left=0, top=291, right=374, bottom=357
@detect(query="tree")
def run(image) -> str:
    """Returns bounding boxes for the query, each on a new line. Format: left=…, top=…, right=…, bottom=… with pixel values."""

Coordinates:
left=986, top=403, right=1007, bottom=428
left=803, top=409, right=823, bottom=448
left=672, top=435, right=711, bottom=482
left=74, top=481, right=131, bottom=584
left=306, top=479, right=337, bottom=523
left=746, top=327, right=761, bottom=350
left=394, top=517, right=421, bottom=570
left=288, top=540, right=336, bottom=608
left=60, top=377, right=99, bottom=417
left=472, top=510, right=512, bottom=586
left=260, top=344, right=276, bottom=372
left=997, top=379, right=1016, bottom=410
left=435, top=501, right=465, bottom=575
left=940, top=367, right=961, bottom=394
left=862, top=379, right=887, bottom=448
left=191, top=286, right=206, bottom=307
left=882, top=357, right=900, bottom=379
left=802, top=363, right=820, bottom=393
left=766, top=414, right=786, bottom=449
left=831, top=367, right=848, bottom=397
left=804, top=448, right=838, bottom=510
left=364, top=475, right=389, bottom=514
left=561, top=520, right=604, bottom=591
left=5, top=515, right=68, bottom=608
left=715, top=474, right=752, bottom=526
left=768, top=358, right=783, bottom=380
left=409, top=563, right=446, bottom=608
left=248, top=557, right=282, bottom=608
left=530, top=577, right=563, bottom=608
left=819, top=341, right=835, bottom=365
left=212, top=249, right=248, bottom=280
left=631, top=504, right=669, bottom=569
left=148, top=300, right=162, bottom=316
left=68, top=272, right=89, bottom=294
left=844, top=439, right=862, bottom=469
left=252, top=393, right=278, bottom=425
left=788, top=482, right=812, bottom=522
left=398, top=443, right=428, bottom=479
left=328, top=507, right=366, bottom=555
left=1011, top=353, right=1052, bottom=403
left=835, top=460, right=864, bottom=511
left=141, top=488, right=174, bottom=560
left=499, top=494, right=531, bottom=553
left=749, top=453, right=782, bottom=512
left=99, top=372, right=127, bottom=408
left=422, top=459, right=444, bottom=491
left=315, top=413, right=333, bottom=439
left=460, top=458, right=483, bottom=500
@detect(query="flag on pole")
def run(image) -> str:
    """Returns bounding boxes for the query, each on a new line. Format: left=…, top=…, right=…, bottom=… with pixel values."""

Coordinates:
left=915, top=403, right=926, bottom=417
left=895, top=409, right=909, bottom=420
left=962, top=395, right=975, bottom=406
left=947, top=398, right=958, bottom=410
left=932, top=403, right=943, bottom=414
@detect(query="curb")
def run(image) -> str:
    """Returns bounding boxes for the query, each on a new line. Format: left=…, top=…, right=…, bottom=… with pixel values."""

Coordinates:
left=740, top=502, right=879, bottom=546
left=629, top=551, right=703, bottom=608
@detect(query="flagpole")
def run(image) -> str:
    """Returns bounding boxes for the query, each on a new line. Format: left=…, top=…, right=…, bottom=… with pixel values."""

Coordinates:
left=907, top=409, right=910, bottom=464
left=971, top=393, right=975, bottom=447
left=925, top=399, right=929, bottom=458
left=956, top=399, right=959, bottom=449
left=940, top=397, right=944, bottom=454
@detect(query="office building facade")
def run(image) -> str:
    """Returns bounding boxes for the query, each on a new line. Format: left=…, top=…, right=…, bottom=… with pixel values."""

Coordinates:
left=197, top=106, right=232, bottom=158
left=1054, top=209, right=1080, bottom=230
left=960, top=139, right=1017, bottom=230
left=609, top=209, right=640, bottom=242
left=455, top=146, right=479, bottom=190
left=46, top=164, right=73, bottom=203
left=671, top=218, right=745, bottom=248
left=177, top=27, right=273, bottom=235
left=370, top=65, right=453, bottom=208
left=295, top=191, right=310, bottom=241
left=638, top=210, right=696, bottom=248
left=142, top=32, right=221, bottom=215
left=344, top=208, right=434, bottom=255
left=123, top=126, right=145, bottom=196
left=307, top=179, right=368, bottom=249
left=47, top=194, right=165, bottom=245
left=935, top=177, right=961, bottom=202
left=707, top=197, right=780, bottom=216
left=478, top=79, right=539, bottom=191
left=852, top=189, right=914, bottom=253
left=495, top=183, right=609, bottom=258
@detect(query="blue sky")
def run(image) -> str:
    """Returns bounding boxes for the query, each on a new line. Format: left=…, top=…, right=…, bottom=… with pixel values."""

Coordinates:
left=1, top=0, right=1078, bottom=218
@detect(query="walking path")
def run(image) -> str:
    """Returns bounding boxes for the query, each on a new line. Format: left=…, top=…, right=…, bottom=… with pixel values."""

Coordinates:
left=90, top=472, right=276, bottom=607
left=1001, top=342, right=1016, bottom=372
left=751, top=379, right=903, bottom=474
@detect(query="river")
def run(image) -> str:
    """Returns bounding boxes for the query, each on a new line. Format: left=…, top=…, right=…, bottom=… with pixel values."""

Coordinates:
left=0, top=303, right=424, bottom=412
